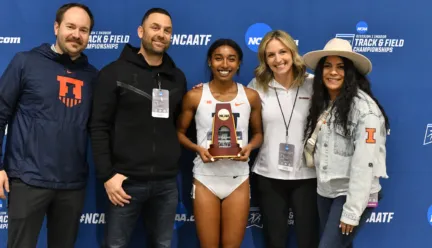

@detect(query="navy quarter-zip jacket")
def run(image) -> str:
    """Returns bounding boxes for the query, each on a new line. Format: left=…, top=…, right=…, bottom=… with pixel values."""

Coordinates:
left=0, top=43, right=98, bottom=189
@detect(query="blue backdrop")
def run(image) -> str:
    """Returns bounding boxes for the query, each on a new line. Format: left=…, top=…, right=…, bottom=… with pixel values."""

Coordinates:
left=0, top=0, right=431, bottom=247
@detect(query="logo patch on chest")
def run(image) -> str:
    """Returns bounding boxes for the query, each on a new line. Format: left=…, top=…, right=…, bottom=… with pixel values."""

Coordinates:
left=57, top=76, right=84, bottom=107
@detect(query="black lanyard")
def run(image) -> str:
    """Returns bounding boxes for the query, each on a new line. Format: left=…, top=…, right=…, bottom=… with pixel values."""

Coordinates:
left=274, top=86, right=300, bottom=143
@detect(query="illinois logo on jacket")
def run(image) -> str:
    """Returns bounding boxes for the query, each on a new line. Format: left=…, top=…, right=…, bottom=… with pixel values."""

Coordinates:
left=57, top=75, right=84, bottom=107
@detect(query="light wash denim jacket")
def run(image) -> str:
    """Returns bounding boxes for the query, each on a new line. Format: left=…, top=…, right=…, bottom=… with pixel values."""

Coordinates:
left=314, top=89, right=389, bottom=226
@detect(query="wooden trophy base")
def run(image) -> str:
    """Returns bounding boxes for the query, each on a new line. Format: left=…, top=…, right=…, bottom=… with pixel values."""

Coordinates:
left=208, top=144, right=242, bottom=159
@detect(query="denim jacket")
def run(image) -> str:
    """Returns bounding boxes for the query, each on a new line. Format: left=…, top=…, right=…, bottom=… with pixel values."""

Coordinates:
left=314, top=89, right=389, bottom=226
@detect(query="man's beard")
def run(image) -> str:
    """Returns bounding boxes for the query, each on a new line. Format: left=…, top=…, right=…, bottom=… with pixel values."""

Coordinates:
left=141, top=37, right=168, bottom=55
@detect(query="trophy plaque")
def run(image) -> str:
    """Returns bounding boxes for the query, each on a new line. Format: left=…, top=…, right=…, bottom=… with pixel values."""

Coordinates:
left=208, top=103, right=241, bottom=158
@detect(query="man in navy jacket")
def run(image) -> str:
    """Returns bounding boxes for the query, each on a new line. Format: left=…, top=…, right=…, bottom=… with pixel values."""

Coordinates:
left=0, top=3, right=97, bottom=248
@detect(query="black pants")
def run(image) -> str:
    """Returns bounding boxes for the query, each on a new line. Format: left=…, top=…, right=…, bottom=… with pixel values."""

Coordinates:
left=255, top=174, right=319, bottom=248
left=7, top=178, right=85, bottom=248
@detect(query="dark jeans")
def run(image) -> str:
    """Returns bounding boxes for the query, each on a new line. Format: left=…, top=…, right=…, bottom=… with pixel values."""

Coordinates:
left=317, top=194, right=374, bottom=248
left=102, top=177, right=178, bottom=248
left=255, top=174, right=319, bottom=248
left=7, top=178, right=85, bottom=248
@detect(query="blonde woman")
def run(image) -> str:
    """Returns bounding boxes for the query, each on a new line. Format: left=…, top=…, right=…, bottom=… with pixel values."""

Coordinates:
left=248, top=30, right=319, bottom=248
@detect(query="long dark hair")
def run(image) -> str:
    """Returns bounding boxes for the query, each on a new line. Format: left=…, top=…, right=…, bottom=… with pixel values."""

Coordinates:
left=304, top=56, right=390, bottom=139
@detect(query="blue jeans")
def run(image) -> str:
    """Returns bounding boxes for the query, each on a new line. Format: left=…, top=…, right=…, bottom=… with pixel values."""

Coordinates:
left=102, top=177, right=178, bottom=248
left=317, top=194, right=374, bottom=248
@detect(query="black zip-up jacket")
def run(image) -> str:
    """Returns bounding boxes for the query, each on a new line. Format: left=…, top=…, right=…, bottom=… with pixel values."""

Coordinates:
left=89, top=44, right=187, bottom=182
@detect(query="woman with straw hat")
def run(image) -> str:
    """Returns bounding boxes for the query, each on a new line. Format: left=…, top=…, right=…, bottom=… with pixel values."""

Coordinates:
left=303, top=38, right=390, bottom=247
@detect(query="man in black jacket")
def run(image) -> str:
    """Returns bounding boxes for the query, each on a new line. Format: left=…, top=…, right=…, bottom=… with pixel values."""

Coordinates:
left=89, top=8, right=187, bottom=248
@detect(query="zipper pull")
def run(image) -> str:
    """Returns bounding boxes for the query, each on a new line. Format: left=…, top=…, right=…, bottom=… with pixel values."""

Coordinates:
left=157, top=73, right=163, bottom=99
left=157, top=73, right=161, bottom=90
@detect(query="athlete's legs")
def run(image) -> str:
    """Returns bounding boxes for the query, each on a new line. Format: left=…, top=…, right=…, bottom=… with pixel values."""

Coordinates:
left=220, top=177, right=250, bottom=248
left=193, top=178, right=221, bottom=248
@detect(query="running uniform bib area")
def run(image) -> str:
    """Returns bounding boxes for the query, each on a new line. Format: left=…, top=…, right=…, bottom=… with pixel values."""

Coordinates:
left=192, top=83, right=251, bottom=199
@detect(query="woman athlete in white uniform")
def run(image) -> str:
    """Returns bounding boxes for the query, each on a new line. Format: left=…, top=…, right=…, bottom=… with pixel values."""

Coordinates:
left=177, top=38, right=263, bottom=248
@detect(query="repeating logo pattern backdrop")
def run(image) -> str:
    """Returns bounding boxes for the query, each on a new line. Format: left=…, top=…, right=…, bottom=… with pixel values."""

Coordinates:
left=0, top=0, right=431, bottom=247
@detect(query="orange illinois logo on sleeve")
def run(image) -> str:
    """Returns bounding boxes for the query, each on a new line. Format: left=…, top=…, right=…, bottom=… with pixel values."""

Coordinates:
left=57, top=76, right=84, bottom=107
left=365, top=128, right=376, bottom=144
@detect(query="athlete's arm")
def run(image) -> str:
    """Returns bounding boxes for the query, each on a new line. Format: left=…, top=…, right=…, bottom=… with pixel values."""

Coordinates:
left=177, top=88, right=214, bottom=162
left=235, top=88, right=263, bottom=161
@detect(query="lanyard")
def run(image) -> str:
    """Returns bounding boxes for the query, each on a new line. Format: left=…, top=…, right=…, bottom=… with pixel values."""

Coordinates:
left=274, top=86, right=300, bottom=144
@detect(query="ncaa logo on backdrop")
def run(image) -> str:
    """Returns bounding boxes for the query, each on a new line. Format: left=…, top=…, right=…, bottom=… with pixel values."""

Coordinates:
left=335, top=21, right=404, bottom=53
left=427, top=205, right=432, bottom=226
left=245, top=23, right=299, bottom=52
left=80, top=212, right=106, bottom=224
left=174, top=213, right=195, bottom=225
left=174, top=201, right=194, bottom=229
left=423, top=124, right=432, bottom=145
left=245, top=23, right=272, bottom=52
left=171, top=34, right=212, bottom=46
left=0, top=36, right=20, bottom=44
left=356, top=21, right=368, bottom=34
left=0, top=199, right=7, bottom=229
left=366, top=211, right=394, bottom=223
left=86, top=31, right=130, bottom=50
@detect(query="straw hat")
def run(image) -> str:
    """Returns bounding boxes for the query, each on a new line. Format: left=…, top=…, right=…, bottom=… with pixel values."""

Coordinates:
left=303, top=38, right=372, bottom=75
